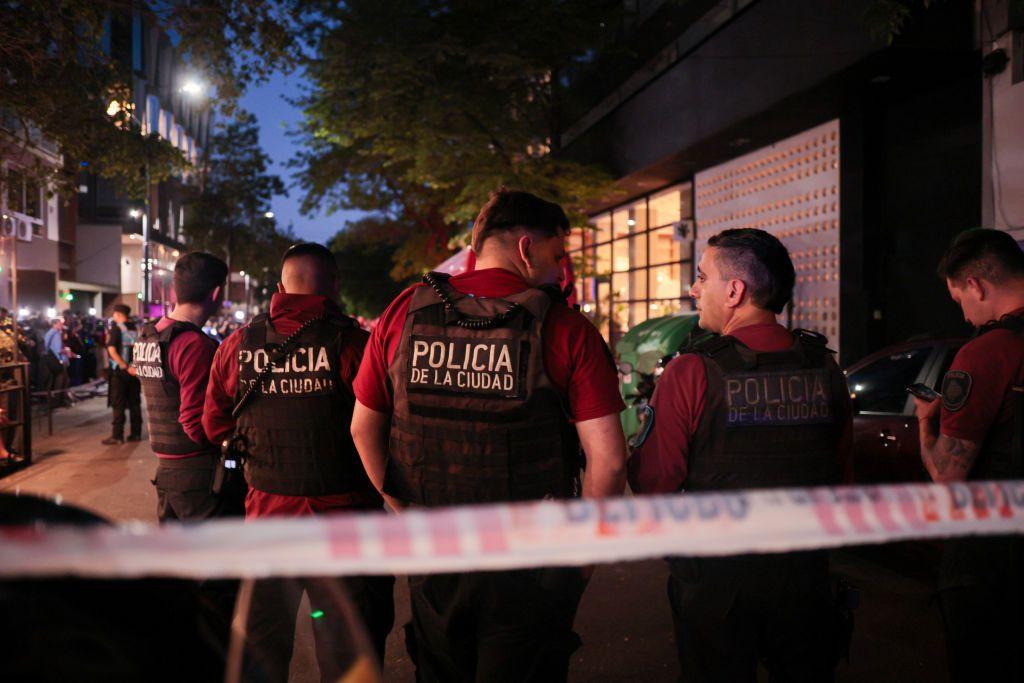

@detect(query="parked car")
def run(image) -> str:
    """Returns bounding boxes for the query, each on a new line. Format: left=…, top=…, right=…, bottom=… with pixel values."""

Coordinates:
left=845, top=335, right=966, bottom=484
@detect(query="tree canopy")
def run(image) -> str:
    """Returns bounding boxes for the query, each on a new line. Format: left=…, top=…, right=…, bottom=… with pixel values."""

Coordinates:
left=0, top=0, right=303, bottom=197
left=184, top=112, right=292, bottom=275
left=295, top=0, right=625, bottom=276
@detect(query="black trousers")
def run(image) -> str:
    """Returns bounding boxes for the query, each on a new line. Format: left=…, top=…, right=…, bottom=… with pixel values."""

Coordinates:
left=241, top=575, right=395, bottom=683
left=108, top=369, right=141, bottom=438
left=153, top=453, right=246, bottom=523
left=152, top=454, right=246, bottom=670
left=406, top=568, right=587, bottom=683
left=667, top=554, right=841, bottom=683
left=938, top=535, right=1024, bottom=682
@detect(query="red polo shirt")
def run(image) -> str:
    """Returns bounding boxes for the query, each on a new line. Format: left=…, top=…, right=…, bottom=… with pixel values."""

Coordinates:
left=628, top=323, right=852, bottom=494
left=940, top=309, right=1024, bottom=444
left=202, top=293, right=382, bottom=519
left=352, top=268, right=625, bottom=422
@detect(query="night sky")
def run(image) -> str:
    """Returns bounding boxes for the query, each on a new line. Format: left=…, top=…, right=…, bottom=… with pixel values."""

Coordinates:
left=238, top=70, right=367, bottom=245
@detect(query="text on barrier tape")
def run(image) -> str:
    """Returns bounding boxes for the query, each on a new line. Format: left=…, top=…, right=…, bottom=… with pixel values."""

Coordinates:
left=2, top=481, right=1024, bottom=579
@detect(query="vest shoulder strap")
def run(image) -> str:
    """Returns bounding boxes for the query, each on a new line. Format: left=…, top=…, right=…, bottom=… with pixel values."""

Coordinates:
left=242, top=315, right=270, bottom=348
left=688, top=335, right=754, bottom=372
left=792, top=328, right=834, bottom=367
left=979, top=312, right=1024, bottom=337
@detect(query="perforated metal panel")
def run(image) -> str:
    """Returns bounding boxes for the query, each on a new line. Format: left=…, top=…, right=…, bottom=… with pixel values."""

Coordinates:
left=694, top=119, right=841, bottom=354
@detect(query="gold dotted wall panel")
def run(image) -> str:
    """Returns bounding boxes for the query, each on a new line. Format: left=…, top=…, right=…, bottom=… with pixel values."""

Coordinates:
left=694, top=119, right=841, bottom=353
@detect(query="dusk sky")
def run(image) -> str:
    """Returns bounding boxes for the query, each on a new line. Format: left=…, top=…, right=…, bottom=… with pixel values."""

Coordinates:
left=238, top=70, right=367, bottom=245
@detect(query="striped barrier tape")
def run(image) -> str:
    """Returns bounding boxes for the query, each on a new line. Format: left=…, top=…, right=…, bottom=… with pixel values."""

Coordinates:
left=2, top=480, right=1024, bottom=579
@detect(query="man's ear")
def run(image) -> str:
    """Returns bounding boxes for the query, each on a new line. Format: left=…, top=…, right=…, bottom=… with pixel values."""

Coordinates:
left=277, top=281, right=286, bottom=294
left=724, top=279, right=747, bottom=308
left=517, top=234, right=533, bottom=266
left=965, top=276, right=986, bottom=301
left=209, top=285, right=222, bottom=305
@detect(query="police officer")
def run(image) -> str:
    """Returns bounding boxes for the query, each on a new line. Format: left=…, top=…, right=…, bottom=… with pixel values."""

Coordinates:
left=351, top=189, right=628, bottom=682
left=103, top=303, right=141, bottom=445
left=133, top=252, right=242, bottom=522
left=913, top=228, right=1024, bottom=682
left=629, top=228, right=851, bottom=681
left=203, top=243, right=394, bottom=681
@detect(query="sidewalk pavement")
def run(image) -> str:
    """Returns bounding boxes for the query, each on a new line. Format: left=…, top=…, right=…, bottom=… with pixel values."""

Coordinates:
left=0, top=397, right=947, bottom=682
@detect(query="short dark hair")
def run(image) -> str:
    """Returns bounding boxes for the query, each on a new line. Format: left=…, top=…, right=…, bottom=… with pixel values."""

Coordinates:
left=112, top=304, right=131, bottom=316
left=471, top=189, right=569, bottom=252
left=281, top=242, right=338, bottom=275
left=707, top=228, right=795, bottom=314
left=937, top=228, right=1024, bottom=285
left=173, top=252, right=228, bottom=304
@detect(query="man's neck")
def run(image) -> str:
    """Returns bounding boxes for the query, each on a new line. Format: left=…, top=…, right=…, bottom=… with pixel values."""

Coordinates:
left=168, top=303, right=208, bottom=328
left=473, top=255, right=525, bottom=281
left=990, top=287, right=1024, bottom=321
left=721, top=307, right=778, bottom=336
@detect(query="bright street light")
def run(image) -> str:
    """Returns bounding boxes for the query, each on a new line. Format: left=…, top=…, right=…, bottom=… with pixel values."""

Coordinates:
left=264, top=211, right=274, bottom=219
left=88, top=307, right=97, bottom=316
left=46, top=307, right=57, bottom=318
left=234, top=310, right=245, bottom=321
left=129, top=208, right=141, bottom=219
left=180, top=79, right=206, bottom=97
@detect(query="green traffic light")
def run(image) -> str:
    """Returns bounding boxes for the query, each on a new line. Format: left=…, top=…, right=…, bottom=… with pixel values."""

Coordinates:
left=310, top=609, right=325, bottom=620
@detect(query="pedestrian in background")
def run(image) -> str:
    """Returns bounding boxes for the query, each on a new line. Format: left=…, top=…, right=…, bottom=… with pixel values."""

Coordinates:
left=102, top=304, right=141, bottom=445
left=629, top=228, right=852, bottom=681
left=41, top=317, right=71, bottom=407
left=351, top=189, right=628, bottom=682
left=203, top=243, right=394, bottom=680
left=913, top=228, right=1024, bottom=681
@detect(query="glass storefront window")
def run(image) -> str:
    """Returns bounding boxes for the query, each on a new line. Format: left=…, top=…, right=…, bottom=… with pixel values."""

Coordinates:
left=567, top=227, right=586, bottom=253
left=649, top=225, right=681, bottom=265
left=649, top=185, right=682, bottom=228
left=611, top=271, right=630, bottom=303
left=612, top=207, right=630, bottom=241
left=594, top=212, right=612, bottom=245
left=580, top=183, right=694, bottom=348
left=648, top=299, right=684, bottom=319
left=650, top=262, right=689, bottom=300
left=630, top=269, right=647, bottom=301
left=596, top=241, right=612, bottom=278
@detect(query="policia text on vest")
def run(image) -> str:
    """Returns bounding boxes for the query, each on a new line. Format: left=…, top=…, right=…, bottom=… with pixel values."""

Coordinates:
left=725, top=369, right=832, bottom=426
left=236, top=345, right=335, bottom=396
left=408, top=335, right=520, bottom=396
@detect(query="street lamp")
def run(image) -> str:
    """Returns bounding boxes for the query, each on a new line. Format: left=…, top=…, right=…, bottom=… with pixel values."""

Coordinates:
left=264, top=211, right=274, bottom=219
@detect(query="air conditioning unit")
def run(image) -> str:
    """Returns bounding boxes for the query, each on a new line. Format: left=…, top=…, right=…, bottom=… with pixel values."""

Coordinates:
left=0, top=216, right=15, bottom=238
left=16, top=219, right=32, bottom=242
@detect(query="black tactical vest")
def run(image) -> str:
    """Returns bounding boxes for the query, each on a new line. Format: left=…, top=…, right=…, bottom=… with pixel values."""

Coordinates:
left=134, top=320, right=218, bottom=455
left=684, top=330, right=846, bottom=492
left=953, top=312, right=1024, bottom=480
left=235, top=312, right=372, bottom=497
left=384, top=272, right=580, bottom=507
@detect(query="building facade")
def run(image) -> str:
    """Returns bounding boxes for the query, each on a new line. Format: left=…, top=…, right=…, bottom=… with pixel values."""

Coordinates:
left=564, top=0, right=1010, bottom=366
left=74, top=8, right=212, bottom=318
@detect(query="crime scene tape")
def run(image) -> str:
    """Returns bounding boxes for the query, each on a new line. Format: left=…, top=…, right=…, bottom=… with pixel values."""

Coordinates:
left=2, top=480, right=1024, bottom=579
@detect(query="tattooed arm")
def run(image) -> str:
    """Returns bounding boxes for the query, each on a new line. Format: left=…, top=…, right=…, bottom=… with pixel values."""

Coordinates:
left=914, top=396, right=981, bottom=483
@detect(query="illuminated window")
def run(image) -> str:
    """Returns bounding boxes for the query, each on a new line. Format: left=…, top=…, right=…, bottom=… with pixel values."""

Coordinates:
left=577, top=183, right=695, bottom=348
